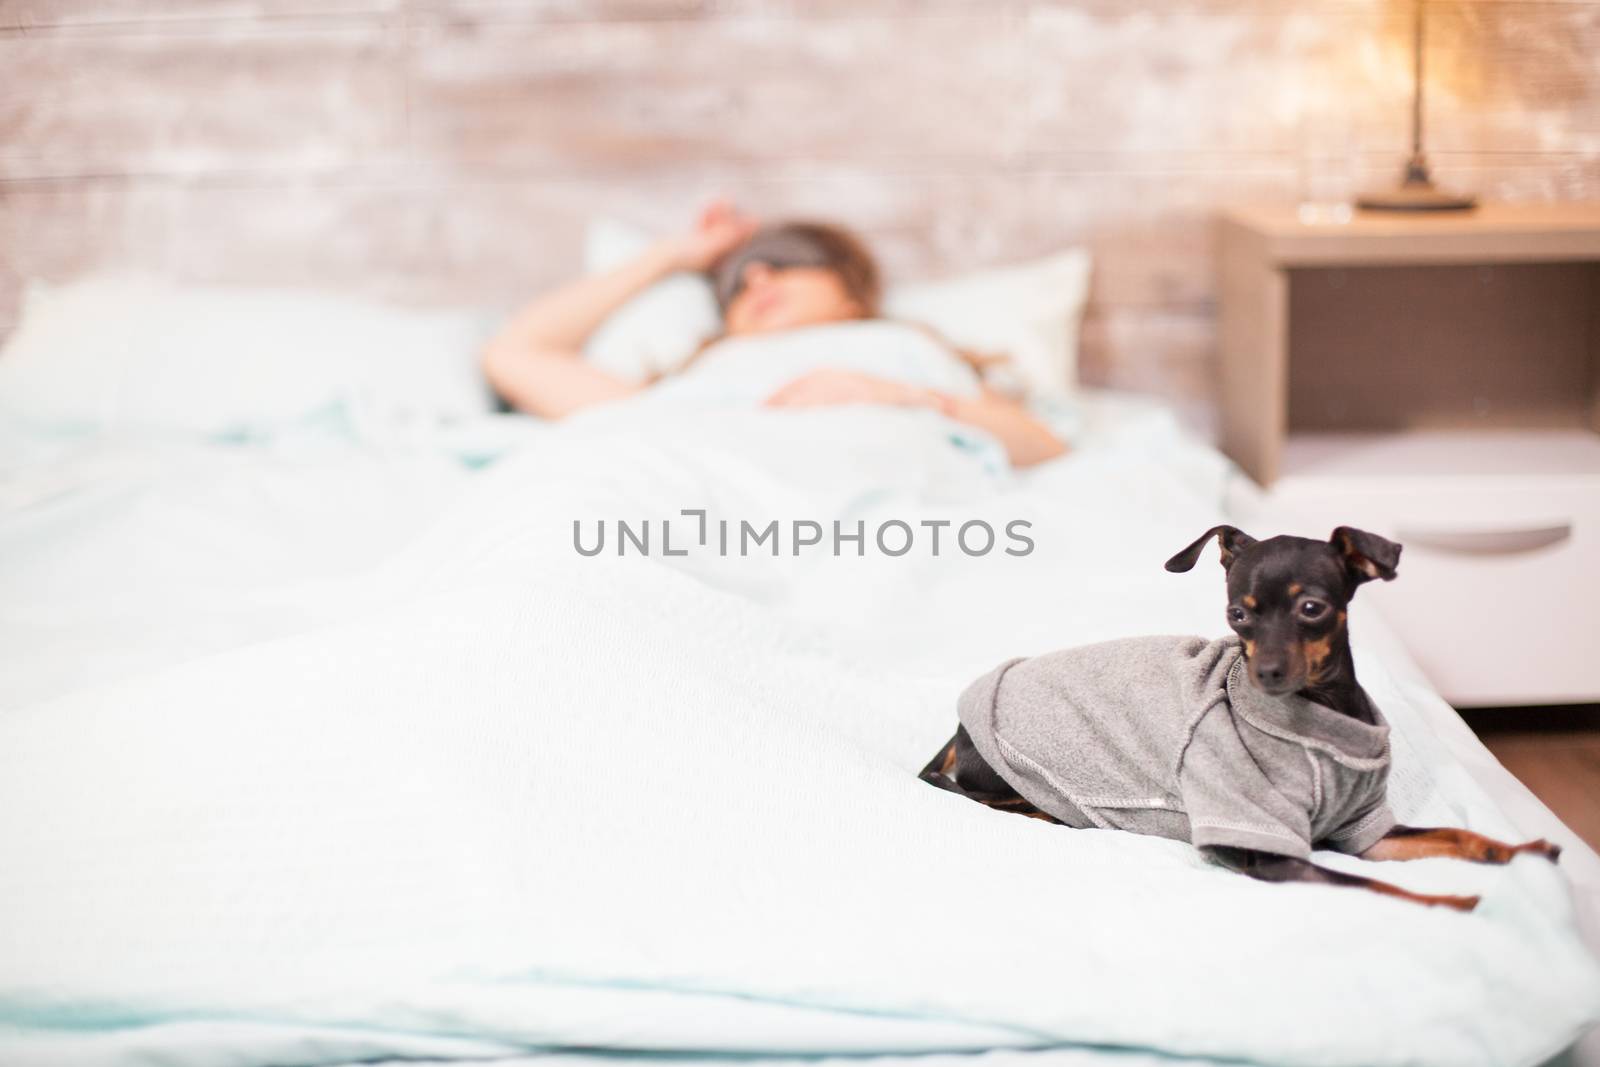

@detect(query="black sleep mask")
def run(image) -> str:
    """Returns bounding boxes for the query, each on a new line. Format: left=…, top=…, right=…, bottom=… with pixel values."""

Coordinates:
left=708, top=226, right=838, bottom=311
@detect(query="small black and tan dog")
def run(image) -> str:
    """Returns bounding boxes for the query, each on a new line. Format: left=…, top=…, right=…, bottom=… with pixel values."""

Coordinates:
left=920, top=524, right=1560, bottom=910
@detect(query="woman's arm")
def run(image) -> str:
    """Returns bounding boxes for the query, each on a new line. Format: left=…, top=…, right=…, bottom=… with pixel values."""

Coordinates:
left=482, top=245, right=674, bottom=418
left=763, top=370, right=1068, bottom=468
left=483, top=202, right=757, bottom=419
left=940, top=388, right=1068, bottom=468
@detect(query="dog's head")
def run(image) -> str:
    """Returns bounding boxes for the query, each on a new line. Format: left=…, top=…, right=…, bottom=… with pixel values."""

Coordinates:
left=1165, top=525, right=1401, bottom=696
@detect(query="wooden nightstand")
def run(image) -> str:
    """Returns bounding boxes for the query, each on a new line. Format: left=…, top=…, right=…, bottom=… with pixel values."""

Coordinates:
left=1216, top=203, right=1600, bottom=707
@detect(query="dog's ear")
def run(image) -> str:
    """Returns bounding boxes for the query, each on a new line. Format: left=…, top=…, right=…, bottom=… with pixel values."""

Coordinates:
left=1331, top=526, right=1401, bottom=586
left=1165, top=525, right=1256, bottom=573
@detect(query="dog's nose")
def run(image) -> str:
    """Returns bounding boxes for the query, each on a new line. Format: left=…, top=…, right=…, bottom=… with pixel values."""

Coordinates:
left=1254, top=662, right=1287, bottom=687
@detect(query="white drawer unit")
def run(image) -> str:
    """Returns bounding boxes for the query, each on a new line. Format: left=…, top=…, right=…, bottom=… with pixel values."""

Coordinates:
left=1226, top=430, right=1600, bottom=707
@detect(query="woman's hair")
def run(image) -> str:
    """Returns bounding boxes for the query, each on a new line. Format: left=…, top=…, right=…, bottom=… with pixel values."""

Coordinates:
left=708, top=221, right=882, bottom=317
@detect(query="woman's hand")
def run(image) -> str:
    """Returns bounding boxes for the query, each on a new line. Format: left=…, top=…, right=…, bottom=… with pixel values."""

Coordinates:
left=764, top=369, right=943, bottom=411
left=660, top=200, right=761, bottom=273
left=764, top=370, right=1068, bottom=468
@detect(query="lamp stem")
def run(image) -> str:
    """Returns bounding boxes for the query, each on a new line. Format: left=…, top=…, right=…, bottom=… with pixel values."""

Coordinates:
left=1411, top=0, right=1425, bottom=161
left=1355, top=0, right=1474, bottom=209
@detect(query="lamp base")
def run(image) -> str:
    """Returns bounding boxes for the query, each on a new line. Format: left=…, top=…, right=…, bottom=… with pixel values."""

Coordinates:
left=1357, top=178, right=1476, bottom=213
left=1358, top=154, right=1475, bottom=211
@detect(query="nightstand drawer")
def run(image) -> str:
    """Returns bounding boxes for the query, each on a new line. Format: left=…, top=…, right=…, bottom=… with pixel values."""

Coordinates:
left=1340, top=486, right=1595, bottom=706
left=1228, top=437, right=1600, bottom=706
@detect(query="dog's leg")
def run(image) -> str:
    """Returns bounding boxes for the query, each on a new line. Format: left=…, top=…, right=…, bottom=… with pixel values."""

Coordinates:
left=1360, top=826, right=1561, bottom=864
left=971, top=795, right=1061, bottom=822
left=919, top=728, right=1061, bottom=823
left=1208, top=846, right=1480, bottom=911
left=918, top=734, right=962, bottom=784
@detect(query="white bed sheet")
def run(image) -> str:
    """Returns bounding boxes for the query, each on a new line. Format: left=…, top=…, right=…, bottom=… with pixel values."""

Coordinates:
left=0, top=416, right=552, bottom=711
left=1, top=391, right=1596, bottom=1067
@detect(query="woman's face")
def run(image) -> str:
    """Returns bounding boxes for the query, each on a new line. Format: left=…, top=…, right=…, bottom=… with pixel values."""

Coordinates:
left=722, top=262, right=865, bottom=336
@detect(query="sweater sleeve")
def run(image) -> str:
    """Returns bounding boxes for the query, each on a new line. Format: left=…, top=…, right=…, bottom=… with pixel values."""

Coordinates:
left=1323, top=796, right=1398, bottom=855
left=1178, top=709, right=1312, bottom=860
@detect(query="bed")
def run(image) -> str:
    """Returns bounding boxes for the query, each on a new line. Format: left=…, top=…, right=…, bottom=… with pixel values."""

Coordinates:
left=0, top=275, right=1597, bottom=1067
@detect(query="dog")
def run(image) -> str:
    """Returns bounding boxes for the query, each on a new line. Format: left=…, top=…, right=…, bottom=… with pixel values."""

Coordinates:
left=920, top=525, right=1560, bottom=911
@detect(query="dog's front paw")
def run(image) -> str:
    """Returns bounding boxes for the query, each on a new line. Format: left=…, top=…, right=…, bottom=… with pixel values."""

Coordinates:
left=1514, top=838, right=1562, bottom=863
left=1477, top=837, right=1560, bottom=864
left=1429, top=893, right=1481, bottom=913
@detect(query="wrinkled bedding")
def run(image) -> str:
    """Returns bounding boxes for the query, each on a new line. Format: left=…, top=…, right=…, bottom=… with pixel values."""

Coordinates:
left=1, top=395, right=1597, bottom=1067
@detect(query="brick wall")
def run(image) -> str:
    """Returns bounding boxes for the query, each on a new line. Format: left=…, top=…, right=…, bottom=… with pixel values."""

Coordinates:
left=2, top=0, right=1597, bottom=422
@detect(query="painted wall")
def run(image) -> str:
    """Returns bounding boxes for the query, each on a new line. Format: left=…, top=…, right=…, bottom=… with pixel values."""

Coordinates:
left=2, top=0, right=1597, bottom=423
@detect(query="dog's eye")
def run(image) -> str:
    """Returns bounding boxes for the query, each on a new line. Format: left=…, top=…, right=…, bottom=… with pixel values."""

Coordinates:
left=1227, top=607, right=1248, bottom=625
left=1299, top=600, right=1327, bottom=620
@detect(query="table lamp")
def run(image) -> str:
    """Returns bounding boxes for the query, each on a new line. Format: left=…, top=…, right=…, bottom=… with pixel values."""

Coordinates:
left=1357, top=0, right=1476, bottom=211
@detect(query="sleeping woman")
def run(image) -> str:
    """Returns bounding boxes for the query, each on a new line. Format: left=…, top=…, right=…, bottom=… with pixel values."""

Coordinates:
left=482, top=202, right=1068, bottom=468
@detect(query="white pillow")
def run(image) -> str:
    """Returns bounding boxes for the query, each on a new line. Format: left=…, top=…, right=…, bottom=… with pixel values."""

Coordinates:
left=581, top=219, right=722, bottom=380
left=0, top=277, right=496, bottom=435
left=580, top=218, right=1090, bottom=394
left=885, top=250, right=1090, bottom=396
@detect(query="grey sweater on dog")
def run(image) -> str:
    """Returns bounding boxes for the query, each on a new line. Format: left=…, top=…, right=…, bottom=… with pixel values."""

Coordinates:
left=957, top=635, right=1397, bottom=859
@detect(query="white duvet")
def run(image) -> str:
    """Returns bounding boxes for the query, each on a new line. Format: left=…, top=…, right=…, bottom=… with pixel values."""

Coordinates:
left=1, top=389, right=1598, bottom=1067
